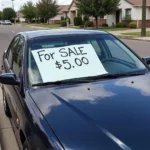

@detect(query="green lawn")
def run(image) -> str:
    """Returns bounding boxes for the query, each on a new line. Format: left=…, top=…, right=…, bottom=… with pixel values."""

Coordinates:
left=25, top=23, right=61, bottom=28
left=71, top=26, right=127, bottom=31
left=122, top=31, right=150, bottom=36
left=70, top=26, right=80, bottom=29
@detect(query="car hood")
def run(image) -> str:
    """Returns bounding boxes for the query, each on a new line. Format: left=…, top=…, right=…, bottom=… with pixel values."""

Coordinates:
left=30, top=73, right=150, bottom=150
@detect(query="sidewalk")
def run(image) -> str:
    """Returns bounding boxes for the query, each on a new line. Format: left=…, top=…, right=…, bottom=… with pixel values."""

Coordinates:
left=0, top=89, right=19, bottom=150
left=108, top=28, right=150, bottom=36
left=108, top=28, right=150, bottom=41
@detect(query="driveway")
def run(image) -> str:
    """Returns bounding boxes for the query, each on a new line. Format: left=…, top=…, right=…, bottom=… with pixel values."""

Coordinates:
left=0, top=25, right=150, bottom=150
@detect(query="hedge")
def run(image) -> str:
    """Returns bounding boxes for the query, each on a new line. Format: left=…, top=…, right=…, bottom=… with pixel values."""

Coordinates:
left=74, top=16, right=83, bottom=26
left=85, top=21, right=94, bottom=27
left=61, top=20, right=67, bottom=27
left=129, top=22, right=137, bottom=28
left=102, top=23, right=108, bottom=27
left=116, top=22, right=126, bottom=28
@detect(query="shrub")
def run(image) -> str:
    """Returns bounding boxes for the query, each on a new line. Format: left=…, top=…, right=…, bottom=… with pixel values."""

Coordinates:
left=85, top=21, right=94, bottom=27
left=10, top=18, right=14, bottom=23
left=116, top=22, right=126, bottom=28
left=102, top=23, right=108, bottom=27
left=122, top=16, right=132, bottom=27
left=129, top=22, right=137, bottom=28
left=61, top=20, right=67, bottom=27
left=16, top=19, right=20, bottom=23
left=74, top=16, right=83, bottom=26
left=83, top=15, right=89, bottom=23
left=61, top=16, right=65, bottom=20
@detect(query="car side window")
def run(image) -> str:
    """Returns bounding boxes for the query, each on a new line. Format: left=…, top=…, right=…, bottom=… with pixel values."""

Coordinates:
left=12, top=37, right=24, bottom=78
left=7, top=36, right=20, bottom=66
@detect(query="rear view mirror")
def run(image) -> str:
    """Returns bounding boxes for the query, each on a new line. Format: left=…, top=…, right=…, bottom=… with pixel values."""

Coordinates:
left=142, top=56, right=150, bottom=65
left=0, top=73, right=19, bottom=85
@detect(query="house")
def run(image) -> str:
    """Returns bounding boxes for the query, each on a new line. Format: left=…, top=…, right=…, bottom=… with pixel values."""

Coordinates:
left=68, top=0, right=106, bottom=25
left=106, top=0, right=150, bottom=27
left=16, top=12, right=25, bottom=23
left=48, top=5, right=69, bottom=24
left=68, top=0, right=78, bottom=25
left=49, top=0, right=106, bottom=26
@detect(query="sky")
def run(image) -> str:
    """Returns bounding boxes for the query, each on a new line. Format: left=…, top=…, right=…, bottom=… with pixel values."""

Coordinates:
left=0, top=0, right=72, bottom=11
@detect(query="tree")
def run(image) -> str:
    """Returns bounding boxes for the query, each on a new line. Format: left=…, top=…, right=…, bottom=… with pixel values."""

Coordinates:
left=76, top=0, right=120, bottom=28
left=3, top=8, right=16, bottom=20
left=20, top=1, right=36, bottom=22
left=0, top=11, right=2, bottom=19
left=141, top=0, right=146, bottom=36
left=37, top=0, right=58, bottom=23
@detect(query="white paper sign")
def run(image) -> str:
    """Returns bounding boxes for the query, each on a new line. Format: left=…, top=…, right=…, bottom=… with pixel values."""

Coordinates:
left=31, top=44, right=108, bottom=82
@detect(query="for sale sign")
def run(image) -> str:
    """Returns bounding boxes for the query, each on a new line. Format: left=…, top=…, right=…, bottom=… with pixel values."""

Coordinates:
left=32, top=44, right=108, bottom=82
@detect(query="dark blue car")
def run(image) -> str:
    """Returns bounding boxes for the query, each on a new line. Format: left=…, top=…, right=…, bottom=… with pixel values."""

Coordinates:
left=1, top=29, right=150, bottom=150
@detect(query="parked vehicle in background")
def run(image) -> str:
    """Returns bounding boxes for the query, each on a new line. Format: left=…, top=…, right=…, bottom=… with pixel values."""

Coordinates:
left=0, top=20, right=5, bottom=25
left=4, top=20, right=12, bottom=25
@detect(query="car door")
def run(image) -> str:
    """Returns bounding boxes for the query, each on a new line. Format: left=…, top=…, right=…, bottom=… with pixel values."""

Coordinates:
left=3, top=35, right=25, bottom=126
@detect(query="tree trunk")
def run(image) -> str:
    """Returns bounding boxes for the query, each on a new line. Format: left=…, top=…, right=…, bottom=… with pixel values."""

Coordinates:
left=95, top=16, right=98, bottom=29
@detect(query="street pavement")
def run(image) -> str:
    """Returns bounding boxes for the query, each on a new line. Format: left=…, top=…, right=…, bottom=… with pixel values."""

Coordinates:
left=0, top=24, right=150, bottom=150
left=122, top=39, right=150, bottom=57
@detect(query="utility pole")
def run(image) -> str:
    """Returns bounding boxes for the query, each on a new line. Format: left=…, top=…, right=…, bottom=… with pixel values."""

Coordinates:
left=11, top=0, right=16, bottom=24
left=141, top=0, right=146, bottom=36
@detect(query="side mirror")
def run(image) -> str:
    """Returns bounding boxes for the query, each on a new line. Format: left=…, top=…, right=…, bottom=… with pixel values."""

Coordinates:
left=0, top=73, right=19, bottom=85
left=142, top=56, right=150, bottom=65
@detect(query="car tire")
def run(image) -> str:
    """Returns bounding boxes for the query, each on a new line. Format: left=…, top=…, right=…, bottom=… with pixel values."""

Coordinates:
left=23, top=140, right=30, bottom=150
left=3, top=90, right=11, bottom=118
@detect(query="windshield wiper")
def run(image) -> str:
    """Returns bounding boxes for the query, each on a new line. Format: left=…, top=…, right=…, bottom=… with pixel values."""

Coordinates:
left=32, top=72, right=145, bottom=87
left=87, top=72, right=145, bottom=80
left=32, top=79, right=91, bottom=87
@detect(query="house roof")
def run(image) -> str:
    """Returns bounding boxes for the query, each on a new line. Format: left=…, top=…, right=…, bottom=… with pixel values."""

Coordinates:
left=126, top=0, right=150, bottom=6
left=16, top=12, right=24, bottom=18
left=68, top=0, right=75, bottom=10
left=58, top=5, right=70, bottom=13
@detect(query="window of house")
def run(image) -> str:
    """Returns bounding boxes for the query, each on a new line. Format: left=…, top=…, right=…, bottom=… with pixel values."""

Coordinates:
left=125, top=9, right=131, bottom=18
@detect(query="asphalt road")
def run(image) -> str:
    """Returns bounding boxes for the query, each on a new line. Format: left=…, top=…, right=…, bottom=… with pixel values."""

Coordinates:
left=0, top=24, right=150, bottom=149
left=0, top=25, right=35, bottom=64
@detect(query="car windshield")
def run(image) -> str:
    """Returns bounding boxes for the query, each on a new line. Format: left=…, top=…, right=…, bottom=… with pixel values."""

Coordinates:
left=28, top=34, right=147, bottom=85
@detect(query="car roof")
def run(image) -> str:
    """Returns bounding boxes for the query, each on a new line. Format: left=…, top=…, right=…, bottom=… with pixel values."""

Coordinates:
left=20, top=29, right=109, bottom=40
